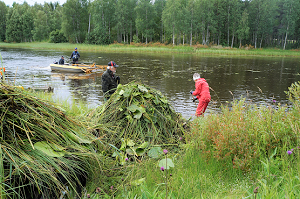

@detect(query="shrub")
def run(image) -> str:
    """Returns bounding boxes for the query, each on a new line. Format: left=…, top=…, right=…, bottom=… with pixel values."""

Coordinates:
left=190, top=92, right=299, bottom=172
left=49, top=30, right=68, bottom=43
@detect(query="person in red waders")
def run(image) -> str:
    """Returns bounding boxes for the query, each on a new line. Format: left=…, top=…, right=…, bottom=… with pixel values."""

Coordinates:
left=190, top=73, right=211, bottom=117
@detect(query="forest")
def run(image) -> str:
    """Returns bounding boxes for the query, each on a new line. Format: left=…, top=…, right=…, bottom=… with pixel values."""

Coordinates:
left=0, top=0, right=299, bottom=50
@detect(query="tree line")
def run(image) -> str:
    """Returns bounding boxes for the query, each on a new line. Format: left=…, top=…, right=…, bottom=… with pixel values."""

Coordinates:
left=0, top=0, right=299, bottom=49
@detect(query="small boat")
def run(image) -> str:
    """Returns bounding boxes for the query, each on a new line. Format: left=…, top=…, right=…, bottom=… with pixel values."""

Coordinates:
left=50, top=63, right=106, bottom=73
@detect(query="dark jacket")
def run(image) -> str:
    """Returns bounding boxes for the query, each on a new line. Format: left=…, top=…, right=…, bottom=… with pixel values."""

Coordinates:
left=59, top=58, right=64, bottom=65
left=70, top=51, right=80, bottom=60
left=102, top=69, right=118, bottom=99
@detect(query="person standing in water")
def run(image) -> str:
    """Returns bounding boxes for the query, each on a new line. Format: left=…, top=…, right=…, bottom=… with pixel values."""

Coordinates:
left=190, top=73, right=211, bottom=116
left=102, top=61, right=120, bottom=100
left=70, top=47, right=80, bottom=64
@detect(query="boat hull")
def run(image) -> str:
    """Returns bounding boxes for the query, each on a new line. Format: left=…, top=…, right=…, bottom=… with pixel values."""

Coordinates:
left=50, top=64, right=106, bottom=73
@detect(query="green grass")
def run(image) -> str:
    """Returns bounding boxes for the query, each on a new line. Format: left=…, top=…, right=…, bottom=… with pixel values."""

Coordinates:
left=101, top=81, right=300, bottom=199
left=8, top=79, right=300, bottom=198
left=1, top=42, right=300, bottom=57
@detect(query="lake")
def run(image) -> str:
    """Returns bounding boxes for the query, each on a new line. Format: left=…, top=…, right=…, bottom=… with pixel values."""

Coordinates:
left=1, top=47, right=300, bottom=119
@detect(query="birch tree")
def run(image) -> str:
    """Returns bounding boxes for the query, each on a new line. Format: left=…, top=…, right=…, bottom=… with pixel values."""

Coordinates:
left=61, top=0, right=89, bottom=43
left=279, top=0, right=300, bottom=50
left=135, top=0, right=156, bottom=44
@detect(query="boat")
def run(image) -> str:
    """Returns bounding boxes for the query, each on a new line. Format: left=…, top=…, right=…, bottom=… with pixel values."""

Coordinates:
left=50, top=63, right=107, bottom=73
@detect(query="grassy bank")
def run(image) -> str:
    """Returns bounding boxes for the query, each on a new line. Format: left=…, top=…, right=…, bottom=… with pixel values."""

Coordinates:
left=1, top=42, right=300, bottom=57
left=2, top=70, right=300, bottom=198
left=36, top=81, right=300, bottom=198
left=113, top=82, right=300, bottom=198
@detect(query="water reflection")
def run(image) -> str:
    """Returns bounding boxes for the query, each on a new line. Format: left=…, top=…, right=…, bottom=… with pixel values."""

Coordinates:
left=1, top=47, right=300, bottom=119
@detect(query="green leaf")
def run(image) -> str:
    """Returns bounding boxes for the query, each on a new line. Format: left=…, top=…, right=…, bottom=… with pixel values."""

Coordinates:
left=148, top=147, right=163, bottom=158
left=136, top=148, right=145, bottom=156
left=119, top=89, right=125, bottom=96
left=65, top=131, right=92, bottom=144
left=143, top=93, right=152, bottom=98
left=34, top=141, right=65, bottom=157
left=158, top=158, right=174, bottom=169
left=112, top=151, right=118, bottom=157
left=133, top=92, right=141, bottom=96
left=123, top=88, right=132, bottom=97
left=126, top=148, right=136, bottom=156
left=133, top=110, right=143, bottom=119
left=127, top=139, right=135, bottom=147
left=160, top=98, right=168, bottom=104
left=138, top=85, right=148, bottom=92
left=138, top=141, right=149, bottom=149
left=127, top=104, right=139, bottom=112
left=131, top=178, right=146, bottom=186
left=120, top=139, right=127, bottom=151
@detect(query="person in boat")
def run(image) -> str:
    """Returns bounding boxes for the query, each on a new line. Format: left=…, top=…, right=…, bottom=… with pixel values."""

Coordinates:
left=190, top=73, right=211, bottom=117
left=102, top=61, right=120, bottom=101
left=70, top=47, right=80, bottom=64
left=59, top=56, right=64, bottom=65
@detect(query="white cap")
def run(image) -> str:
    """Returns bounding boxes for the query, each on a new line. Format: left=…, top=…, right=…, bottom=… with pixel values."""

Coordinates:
left=193, top=73, right=200, bottom=81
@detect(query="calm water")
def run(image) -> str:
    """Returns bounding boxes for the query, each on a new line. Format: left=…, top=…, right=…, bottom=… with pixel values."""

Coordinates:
left=1, top=47, right=300, bottom=119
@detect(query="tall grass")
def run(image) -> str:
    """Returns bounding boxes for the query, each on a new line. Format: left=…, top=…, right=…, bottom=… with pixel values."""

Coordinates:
left=1, top=42, right=300, bottom=57
left=12, top=77, right=300, bottom=198
left=0, top=83, right=107, bottom=198
left=113, top=81, right=300, bottom=198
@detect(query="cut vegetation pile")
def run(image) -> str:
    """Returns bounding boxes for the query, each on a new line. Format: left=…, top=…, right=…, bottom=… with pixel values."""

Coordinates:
left=89, top=82, right=186, bottom=147
left=0, top=83, right=102, bottom=198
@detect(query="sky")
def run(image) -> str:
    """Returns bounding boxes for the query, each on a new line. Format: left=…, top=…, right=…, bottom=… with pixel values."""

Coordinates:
left=2, top=0, right=66, bottom=6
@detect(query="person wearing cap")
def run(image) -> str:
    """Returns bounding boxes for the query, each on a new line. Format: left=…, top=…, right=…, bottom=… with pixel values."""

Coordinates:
left=59, top=56, right=64, bottom=65
left=190, top=73, right=211, bottom=116
left=70, top=47, right=80, bottom=64
left=102, top=61, right=120, bottom=100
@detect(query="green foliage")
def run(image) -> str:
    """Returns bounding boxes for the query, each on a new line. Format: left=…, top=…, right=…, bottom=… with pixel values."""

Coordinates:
left=86, top=25, right=111, bottom=45
left=190, top=98, right=297, bottom=172
left=61, top=0, right=89, bottom=43
left=2, top=0, right=300, bottom=48
left=135, top=0, right=156, bottom=44
left=88, top=81, right=186, bottom=147
left=0, top=1, right=8, bottom=42
left=0, top=83, right=104, bottom=198
left=49, top=29, right=68, bottom=43
left=32, top=10, right=49, bottom=41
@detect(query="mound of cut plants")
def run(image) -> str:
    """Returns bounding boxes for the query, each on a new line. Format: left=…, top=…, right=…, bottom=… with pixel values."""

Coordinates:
left=0, top=83, right=102, bottom=198
left=89, top=81, right=186, bottom=147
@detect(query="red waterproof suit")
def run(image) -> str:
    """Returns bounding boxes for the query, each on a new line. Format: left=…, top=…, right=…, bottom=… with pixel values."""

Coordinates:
left=192, top=78, right=211, bottom=116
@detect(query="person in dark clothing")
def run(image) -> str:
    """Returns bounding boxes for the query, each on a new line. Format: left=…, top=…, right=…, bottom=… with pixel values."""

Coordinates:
left=70, top=47, right=80, bottom=64
left=102, top=61, right=120, bottom=100
left=59, top=56, right=64, bottom=65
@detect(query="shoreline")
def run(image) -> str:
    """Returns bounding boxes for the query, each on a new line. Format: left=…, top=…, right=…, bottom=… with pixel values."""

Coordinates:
left=1, top=42, right=300, bottom=57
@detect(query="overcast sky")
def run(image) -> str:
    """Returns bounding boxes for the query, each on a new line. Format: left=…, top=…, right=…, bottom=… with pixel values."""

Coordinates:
left=2, top=0, right=66, bottom=6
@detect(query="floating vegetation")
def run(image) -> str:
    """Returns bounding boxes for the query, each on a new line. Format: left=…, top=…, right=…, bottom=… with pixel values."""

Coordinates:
left=89, top=82, right=186, bottom=148
left=0, top=83, right=102, bottom=198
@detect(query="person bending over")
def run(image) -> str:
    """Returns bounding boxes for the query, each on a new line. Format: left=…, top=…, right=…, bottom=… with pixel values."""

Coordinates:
left=190, top=73, right=211, bottom=116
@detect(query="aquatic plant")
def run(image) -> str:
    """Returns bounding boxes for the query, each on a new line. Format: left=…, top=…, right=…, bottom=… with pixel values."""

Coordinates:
left=89, top=81, right=186, bottom=148
left=0, top=83, right=102, bottom=198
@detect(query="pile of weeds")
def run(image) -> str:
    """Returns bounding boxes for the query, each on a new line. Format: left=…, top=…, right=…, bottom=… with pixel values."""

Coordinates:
left=89, top=81, right=187, bottom=148
left=0, top=83, right=103, bottom=198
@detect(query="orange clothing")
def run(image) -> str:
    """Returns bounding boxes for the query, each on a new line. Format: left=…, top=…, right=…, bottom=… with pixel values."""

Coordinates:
left=192, top=78, right=211, bottom=116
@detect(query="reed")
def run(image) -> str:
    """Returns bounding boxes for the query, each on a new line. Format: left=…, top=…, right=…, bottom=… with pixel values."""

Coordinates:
left=0, top=83, right=105, bottom=198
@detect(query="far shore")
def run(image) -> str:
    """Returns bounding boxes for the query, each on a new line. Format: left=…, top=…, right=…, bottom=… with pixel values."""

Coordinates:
left=1, top=42, right=300, bottom=57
